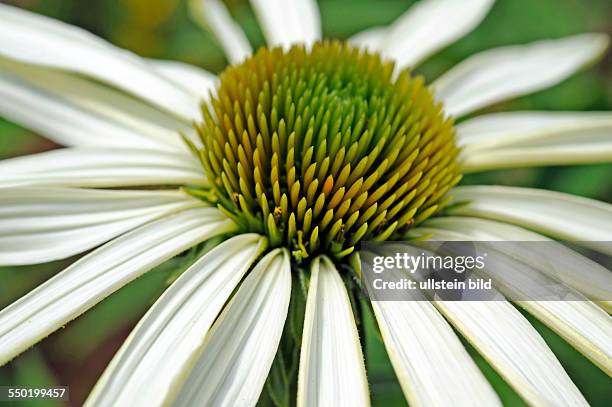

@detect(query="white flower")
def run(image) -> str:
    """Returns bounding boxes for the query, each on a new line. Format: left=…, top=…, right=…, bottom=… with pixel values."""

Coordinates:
left=0, top=1, right=611, bottom=406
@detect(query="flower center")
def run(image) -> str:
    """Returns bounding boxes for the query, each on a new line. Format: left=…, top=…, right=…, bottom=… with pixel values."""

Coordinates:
left=192, top=41, right=461, bottom=262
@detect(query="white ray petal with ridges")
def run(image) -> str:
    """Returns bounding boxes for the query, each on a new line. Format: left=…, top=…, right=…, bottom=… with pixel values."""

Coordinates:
left=0, top=70, right=178, bottom=150
left=173, top=248, right=292, bottom=407
left=458, top=111, right=612, bottom=170
left=0, top=188, right=205, bottom=265
left=0, top=5, right=203, bottom=121
left=250, top=0, right=321, bottom=48
left=381, top=0, right=494, bottom=68
left=0, top=4, right=201, bottom=121
left=0, top=207, right=236, bottom=366
left=86, top=234, right=267, bottom=407
left=448, top=186, right=612, bottom=254
left=462, top=145, right=612, bottom=173
left=416, top=220, right=612, bottom=374
left=433, top=34, right=610, bottom=117
left=148, top=58, right=218, bottom=99
left=415, top=216, right=547, bottom=241
left=298, top=256, right=369, bottom=407
left=518, top=301, right=612, bottom=375
left=348, top=26, right=387, bottom=51
left=456, top=111, right=612, bottom=148
left=435, top=301, right=587, bottom=406
left=419, top=216, right=612, bottom=302
left=0, top=148, right=205, bottom=188
left=0, top=57, right=196, bottom=150
left=366, top=274, right=500, bottom=407
left=189, top=0, right=252, bottom=64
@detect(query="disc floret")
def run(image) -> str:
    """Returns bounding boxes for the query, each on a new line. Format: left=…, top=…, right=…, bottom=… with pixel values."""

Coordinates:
left=192, top=41, right=461, bottom=262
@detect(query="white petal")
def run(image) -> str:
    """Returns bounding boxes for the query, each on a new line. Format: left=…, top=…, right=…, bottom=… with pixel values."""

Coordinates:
left=85, top=234, right=267, bottom=407
left=463, top=147, right=612, bottom=174
left=368, top=287, right=500, bottom=406
left=433, top=34, right=610, bottom=117
left=449, top=186, right=612, bottom=254
left=0, top=188, right=204, bottom=265
left=0, top=207, right=236, bottom=366
left=0, top=68, right=184, bottom=150
left=250, top=0, right=321, bottom=48
left=381, top=0, right=494, bottom=68
left=436, top=301, right=587, bottom=406
left=457, top=111, right=612, bottom=171
left=297, top=256, right=369, bottom=407
left=0, top=58, right=206, bottom=152
left=0, top=58, right=195, bottom=150
left=416, top=216, right=547, bottom=241
left=457, top=111, right=612, bottom=148
left=414, top=221, right=612, bottom=374
left=348, top=26, right=387, bottom=52
left=173, top=248, right=292, bottom=407
left=518, top=301, right=612, bottom=375
left=419, top=216, right=612, bottom=302
left=0, top=147, right=206, bottom=188
left=148, top=59, right=218, bottom=98
left=0, top=4, right=200, bottom=121
left=188, top=0, right=252, bottom=64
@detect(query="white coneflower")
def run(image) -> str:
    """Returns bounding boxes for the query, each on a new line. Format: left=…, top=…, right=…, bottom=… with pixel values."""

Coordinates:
left=0, top=0, right=611, bottom=406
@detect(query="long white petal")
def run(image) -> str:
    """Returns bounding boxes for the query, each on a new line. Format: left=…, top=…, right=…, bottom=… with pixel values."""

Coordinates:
left=348, top=26, right=387, bottom=52
left=415, top=220, right=612, bottom=374
left=457, top=111, right=612, bottom=148
left=381, top=0, right=494, bottom=68
left=188, top=0, right=252, bottom=64
left=298, top=256, right=369, bottom=407
left=145, top=60, right=213, bottom=151
left=518, top=301, right=612, bottom=376
left=449, top=186, right=612, bottom=254
left=0, top=188, right=203, bottom=265
left=436, top=301, right=587, bottom=406
left=148, top=59, right=218, bottom=99
left=369, top=294, right=500, bottom=406
left=0, top=68, right=184, bottom=150
left=433, top=34, right=610, bottom=117
left=85, top=234, right=267, bottom=407
left=461, top=145, right=612, bottom=171
left=0, top=207, right=236, bottom=366
left=250, top=0, right=321, bottom=48
left=458, top=111, right=612, bottom=170
left=1, top=58, right=204, bottom=149
left=173, top=248, right=292, bottom=407
left=0, top=148, right=205, bottom=188
left=419, top=216, right=612, bottom=302
left=0, top=4, right=200, bottom=121
left=415, top=216, right=547, bottom=241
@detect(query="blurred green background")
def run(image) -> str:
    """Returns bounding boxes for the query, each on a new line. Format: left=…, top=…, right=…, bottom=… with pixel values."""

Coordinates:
left=0, top=0, right=611, bottom=405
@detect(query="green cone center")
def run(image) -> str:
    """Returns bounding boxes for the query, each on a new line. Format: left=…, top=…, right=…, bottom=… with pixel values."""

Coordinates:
left=192, top=41, right=461, bottom=262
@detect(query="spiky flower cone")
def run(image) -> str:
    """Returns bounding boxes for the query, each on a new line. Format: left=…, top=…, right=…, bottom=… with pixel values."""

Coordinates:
left=192, top=41, right=461, bottom=262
